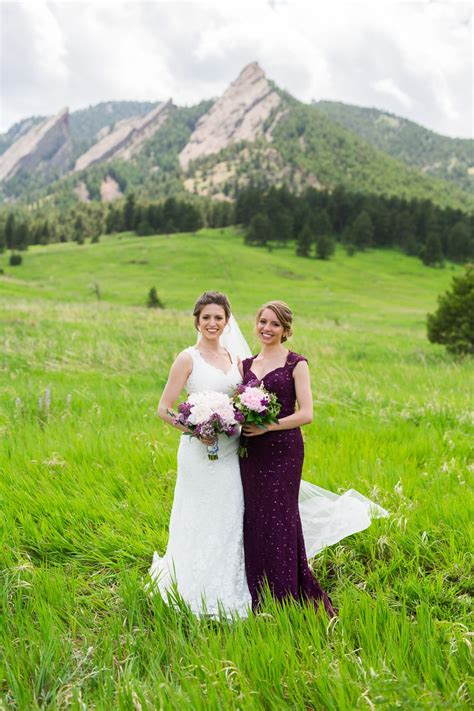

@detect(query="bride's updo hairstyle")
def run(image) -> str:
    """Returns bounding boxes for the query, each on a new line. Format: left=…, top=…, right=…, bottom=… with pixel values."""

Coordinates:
left=193, top=291, right=232, bottom=330
left=257, top=300, right=293, bottom=342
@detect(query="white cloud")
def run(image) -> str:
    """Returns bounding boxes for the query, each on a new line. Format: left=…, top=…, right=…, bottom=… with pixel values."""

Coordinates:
left=372, top=78, right=413, bottom=109
left=27, top=1, right=69, bottom=80
left=0, top=0, right=472, bottom=138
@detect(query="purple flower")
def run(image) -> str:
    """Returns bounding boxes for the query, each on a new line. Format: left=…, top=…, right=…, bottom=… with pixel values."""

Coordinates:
left=178, top=402, right=192, bottom=417
left=247, top=378, right=262, bottom=387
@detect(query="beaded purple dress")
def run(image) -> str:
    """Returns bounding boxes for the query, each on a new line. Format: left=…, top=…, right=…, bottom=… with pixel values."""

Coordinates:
left=240, top=351, right=336, bottom=616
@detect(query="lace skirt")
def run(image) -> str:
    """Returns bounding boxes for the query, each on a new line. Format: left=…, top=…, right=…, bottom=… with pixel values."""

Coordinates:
left=148, top=434, right=252, bottom=618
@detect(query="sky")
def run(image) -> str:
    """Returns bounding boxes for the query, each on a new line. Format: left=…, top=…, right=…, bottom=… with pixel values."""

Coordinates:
left=1, top=0, right=472, bottom=139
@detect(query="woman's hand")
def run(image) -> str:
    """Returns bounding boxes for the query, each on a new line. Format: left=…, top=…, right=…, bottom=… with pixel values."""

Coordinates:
left=242, top=423, right=269, bottom=437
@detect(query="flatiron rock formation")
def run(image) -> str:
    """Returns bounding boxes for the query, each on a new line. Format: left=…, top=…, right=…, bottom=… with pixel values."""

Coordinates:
left=74, top=100, right=172, bottom=172
left=179, top=62, right=281, bottom=170
left=0, top=108, right=72, bottom=182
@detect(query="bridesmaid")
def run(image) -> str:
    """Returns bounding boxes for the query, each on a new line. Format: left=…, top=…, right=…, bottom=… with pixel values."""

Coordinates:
left=240, top=300, right=336, bottom=616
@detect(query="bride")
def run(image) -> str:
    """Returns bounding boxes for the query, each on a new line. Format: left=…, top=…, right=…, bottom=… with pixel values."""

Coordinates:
left=148, top=290, right=387, bottom=618
left=148, top=291, right=252, bottom=618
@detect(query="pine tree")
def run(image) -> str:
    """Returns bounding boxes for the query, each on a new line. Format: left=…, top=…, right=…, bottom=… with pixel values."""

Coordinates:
left=180, top=203, right=203, bottom=232
left=350, top=211, right=374, bottom=250
left=163, top=197, right=178, bottom=233
left=372, top=204, right=392, bottom=247
left=106, top=205, right=124, bottom=234
left=329, top=185, right=353, bottom=233
left=74, top=216, right=85, bottom=245
left=313, top=209, right=332, bottom=238
left=446, top=221, right=473, bottom=262
left=316, top=233, right=335, bottom=260
left=296, top=223, right=313, bottom=257
left=427, top=264, right=474, bottom=354
left=14, top=221, right=29, bottom=250
left=422, top=232, right=444, bottom=267
left=245, top=213, right=271, bottom=246
left=147, top=204, right=163, bottom=231
left=136, top=219, right=153, bottom=236
left=235, top=186, right=261, bottom=225
left=421, top=209, right=444, bottom=266
left=312, top=209, right=334, bottom=259
left=5, top=213, right=15, bottom=249
left=123, top=193, right=136, bottom=231
left=40, top=221, right=51, bottom=245
left=147, top=287, right=165, bottom=309
left=395, top=210, right=417, bottom=254
left=271, top=208, right=293, bottom=246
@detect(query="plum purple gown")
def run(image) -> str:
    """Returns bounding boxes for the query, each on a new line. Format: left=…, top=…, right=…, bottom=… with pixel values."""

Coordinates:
left=240, top=351, right=336, bottom=616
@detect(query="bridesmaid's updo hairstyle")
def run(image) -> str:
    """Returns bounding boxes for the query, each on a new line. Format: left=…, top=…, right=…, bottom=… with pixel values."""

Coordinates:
left=193, top=291, right=231, bottom=330
left=257, top=300, right=293, bottom=342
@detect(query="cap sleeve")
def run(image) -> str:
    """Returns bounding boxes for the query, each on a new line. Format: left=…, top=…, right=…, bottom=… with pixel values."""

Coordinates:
left=287, top=351, right=308, bottom=371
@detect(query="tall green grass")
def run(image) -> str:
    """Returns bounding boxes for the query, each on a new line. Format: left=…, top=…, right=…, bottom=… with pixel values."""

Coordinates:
left=1, top=230, right=472, bottom=709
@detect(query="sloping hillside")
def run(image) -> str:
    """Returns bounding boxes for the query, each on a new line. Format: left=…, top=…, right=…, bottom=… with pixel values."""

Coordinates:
left=315, top=101, right=474, bottom=192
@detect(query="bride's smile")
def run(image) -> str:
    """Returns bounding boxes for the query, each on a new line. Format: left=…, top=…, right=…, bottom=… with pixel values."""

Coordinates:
left=199, top=304, right=226, bottom=341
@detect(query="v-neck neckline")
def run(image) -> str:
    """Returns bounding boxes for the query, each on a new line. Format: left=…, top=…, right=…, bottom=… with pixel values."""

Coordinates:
left=248, top=351, right=290, bottom=381
left=194, top=347, right=234, bottom=376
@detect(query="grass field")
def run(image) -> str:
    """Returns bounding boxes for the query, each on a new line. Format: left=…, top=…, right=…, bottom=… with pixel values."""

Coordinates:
left=1, top=229, right=472, bottom=709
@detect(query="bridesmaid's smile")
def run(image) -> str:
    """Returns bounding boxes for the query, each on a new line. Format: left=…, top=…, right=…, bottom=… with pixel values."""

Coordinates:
left=257, top=308, right=285, bottom=345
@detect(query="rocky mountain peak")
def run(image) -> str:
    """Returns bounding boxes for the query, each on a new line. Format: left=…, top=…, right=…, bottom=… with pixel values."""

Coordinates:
left=0, top=107, right=72, bottom=182
left=236, top=61, right=265, bottom=83
left=74, top=100, right=172, bottom=172
left=179, top=62, right=281, bottom=170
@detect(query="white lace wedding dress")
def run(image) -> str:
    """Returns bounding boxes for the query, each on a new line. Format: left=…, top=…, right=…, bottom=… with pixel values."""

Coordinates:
left=148, top=347, right=252, bottom=618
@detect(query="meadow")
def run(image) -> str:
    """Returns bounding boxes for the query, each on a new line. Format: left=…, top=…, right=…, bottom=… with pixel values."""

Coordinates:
left=1, top=228, right=472, bottom=710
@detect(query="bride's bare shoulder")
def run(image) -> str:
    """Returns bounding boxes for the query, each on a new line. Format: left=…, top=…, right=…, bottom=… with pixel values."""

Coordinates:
left=170, top=348, right=193, bottom=373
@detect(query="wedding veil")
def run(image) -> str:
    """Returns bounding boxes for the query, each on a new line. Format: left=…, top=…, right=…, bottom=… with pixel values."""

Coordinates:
left=221, top=314, right=253, bottom=360
left=196, top=314, right=253, bottom=360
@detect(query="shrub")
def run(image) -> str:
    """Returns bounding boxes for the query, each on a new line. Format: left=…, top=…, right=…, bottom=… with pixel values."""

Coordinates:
left=316, top=234, right=335, bottom=260
left=9, top=253, right=22, bottom=266
left=296, top=223, right=312, bottom=257
left=427, top=264, right=474, bottom=355
left=147, top=287, right=165, bottom=309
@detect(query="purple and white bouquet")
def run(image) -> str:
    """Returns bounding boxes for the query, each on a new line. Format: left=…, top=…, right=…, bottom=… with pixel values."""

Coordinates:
left=232, top=380, right=281, bottom=457
left=172, top=391, right=240, bottom=460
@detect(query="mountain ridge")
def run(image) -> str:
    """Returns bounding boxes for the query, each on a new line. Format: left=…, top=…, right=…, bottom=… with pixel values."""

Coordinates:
left=315, top=100, right=473, bottom=191
left=1, top=63, right=472, bottom=212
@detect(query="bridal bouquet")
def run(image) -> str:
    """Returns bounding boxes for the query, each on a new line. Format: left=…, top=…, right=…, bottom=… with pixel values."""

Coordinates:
left=232, top=380, right=281, bottom=457
left=172, top=391, right=239, bottom=460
